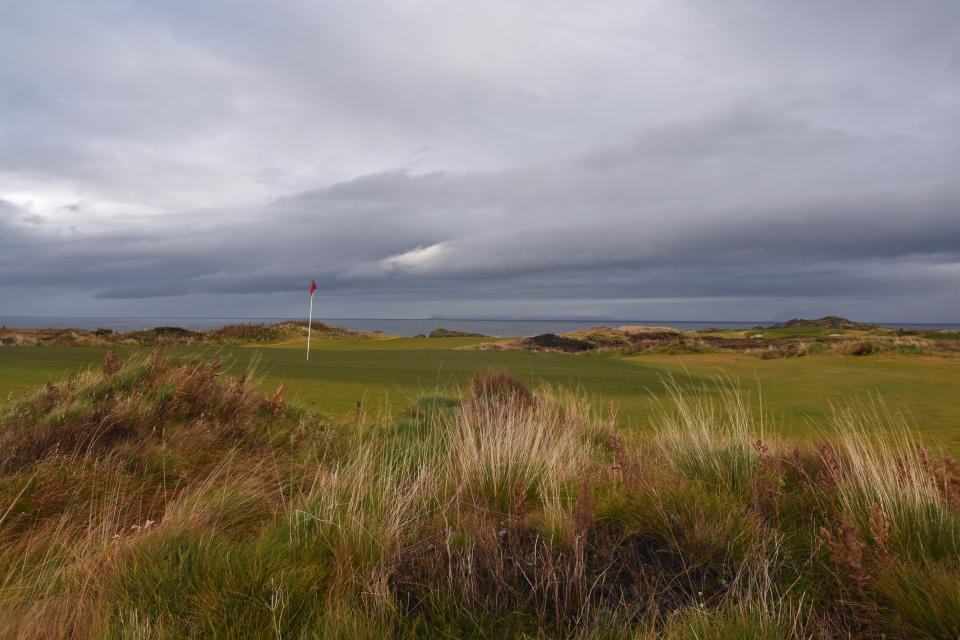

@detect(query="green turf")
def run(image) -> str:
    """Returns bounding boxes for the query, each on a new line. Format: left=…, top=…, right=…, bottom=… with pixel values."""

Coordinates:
left=234, top=346, right=688, bottom=420
left=272, top=335, right=508, bottom=350
left=723, top=326, right=851, bottom=338
left=634, top=354, right=960, bottom=448
left=0, top=346, right=115, bottom=397
left=2, top=344, right=958, bottom=450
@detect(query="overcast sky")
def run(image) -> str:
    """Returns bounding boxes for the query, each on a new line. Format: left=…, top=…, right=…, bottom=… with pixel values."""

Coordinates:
left=1, top=0, right=958, bottom=321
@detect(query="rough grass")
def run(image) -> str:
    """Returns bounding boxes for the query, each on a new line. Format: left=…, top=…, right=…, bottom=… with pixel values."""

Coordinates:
left=0, top=321, right=366, bottom=348
left=484, top=324, right=960, bottom=359
left=1, top=359, right=959, bottom=638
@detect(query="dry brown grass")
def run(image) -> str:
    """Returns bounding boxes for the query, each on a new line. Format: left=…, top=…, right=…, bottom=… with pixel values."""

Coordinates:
left=2, top=359, right=959, bottom=638
left=468, top=369, right=534, bottom=407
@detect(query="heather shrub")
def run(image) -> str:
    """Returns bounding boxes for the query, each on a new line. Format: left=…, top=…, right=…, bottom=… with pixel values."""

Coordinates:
left=839, top=340, right=878, bottom=356
left=468, top=369, right=534, bottom=407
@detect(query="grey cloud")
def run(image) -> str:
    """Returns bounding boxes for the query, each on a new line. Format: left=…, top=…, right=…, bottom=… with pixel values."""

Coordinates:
left=3, top=154, right=958, bottom=308
left=1, top=1, right=959, bottom=320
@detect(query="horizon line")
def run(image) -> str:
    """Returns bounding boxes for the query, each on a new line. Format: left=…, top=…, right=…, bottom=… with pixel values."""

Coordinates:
left=0, top=314, right=957, bottom=326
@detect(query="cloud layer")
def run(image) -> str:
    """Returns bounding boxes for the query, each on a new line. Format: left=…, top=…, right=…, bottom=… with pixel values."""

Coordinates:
left=2, top=0, right=959, bottom=320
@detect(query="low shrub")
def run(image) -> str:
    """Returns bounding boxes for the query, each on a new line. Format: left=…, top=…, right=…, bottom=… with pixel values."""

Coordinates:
left=469, top=370, right=534, bottom=407
left=839, top=340, right=878, bottom=356
left=798, top=341, right=831, bottom=356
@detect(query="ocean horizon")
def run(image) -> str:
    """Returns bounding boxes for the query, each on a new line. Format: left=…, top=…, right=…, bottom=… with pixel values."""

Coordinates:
left=2, top=316, right=958, bottom=337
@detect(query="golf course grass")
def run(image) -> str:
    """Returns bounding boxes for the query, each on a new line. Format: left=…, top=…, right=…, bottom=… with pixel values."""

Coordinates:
left=2, top=336, right=958, bottom=450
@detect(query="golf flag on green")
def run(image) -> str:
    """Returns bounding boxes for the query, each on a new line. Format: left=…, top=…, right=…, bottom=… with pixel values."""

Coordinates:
left=307, top=280, right=317, bottom=360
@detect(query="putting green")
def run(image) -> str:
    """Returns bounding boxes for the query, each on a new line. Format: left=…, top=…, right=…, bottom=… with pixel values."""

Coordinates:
left=1, top=342, right=958, bottom=450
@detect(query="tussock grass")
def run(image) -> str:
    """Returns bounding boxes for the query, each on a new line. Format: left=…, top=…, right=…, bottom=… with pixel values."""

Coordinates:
left=0, top=321, right=367, bottom=350
left=487, top=324, right=960, bottom=359
left=1, top=361, right=959, bottom=638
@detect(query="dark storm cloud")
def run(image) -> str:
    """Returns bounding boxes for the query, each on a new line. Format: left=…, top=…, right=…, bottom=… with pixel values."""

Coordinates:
left=4, top=159, right=958, bottom=305
left=1, top=1, right=959, bottom=319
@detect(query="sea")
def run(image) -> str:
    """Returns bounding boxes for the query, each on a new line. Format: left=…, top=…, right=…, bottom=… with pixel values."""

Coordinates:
left=1, top=317, right=958, bottom=337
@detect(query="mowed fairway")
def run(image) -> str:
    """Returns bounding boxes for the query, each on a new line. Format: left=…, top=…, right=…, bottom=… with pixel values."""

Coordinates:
left=1, top=339, right=958, bottom=449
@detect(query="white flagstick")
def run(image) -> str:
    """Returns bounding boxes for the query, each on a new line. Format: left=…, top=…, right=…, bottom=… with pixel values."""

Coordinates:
left=306, top=289, right=314, bottom=360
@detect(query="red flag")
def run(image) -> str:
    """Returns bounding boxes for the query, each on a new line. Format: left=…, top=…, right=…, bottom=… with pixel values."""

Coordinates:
left=309, top=280, right=317, bottom=295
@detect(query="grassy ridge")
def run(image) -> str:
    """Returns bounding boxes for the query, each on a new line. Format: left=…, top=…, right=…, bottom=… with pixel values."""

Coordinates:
left=0, top=321, right=366, bottom=348
left=481, top=317, right=960, bottom=357
left=1, top=353, right=959, bottom=638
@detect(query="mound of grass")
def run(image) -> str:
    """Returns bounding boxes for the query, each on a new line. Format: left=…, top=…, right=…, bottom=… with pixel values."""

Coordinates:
left=926, top=331, right=960, bottom=341
left=838, top=339, right=881, bottom=356
left=519, top=332, right=595, bottom=352
left=771, top=316, right=880, bottom=331
left=2, top=360, right=959, bottom=638
left=468, top=369, right=534, bottom=407
left=428, top=328, right=488, bottom=338
left=0, top=321, right=368, bottom=350
left=486, top=321, right=960, bottom=360
left=749, top=326, right=848, bottom=339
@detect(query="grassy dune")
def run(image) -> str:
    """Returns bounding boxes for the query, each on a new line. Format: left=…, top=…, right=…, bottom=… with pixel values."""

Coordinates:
left=0, top=321, right=366, bottom=349
left=1, top=352, right=959, bottom=638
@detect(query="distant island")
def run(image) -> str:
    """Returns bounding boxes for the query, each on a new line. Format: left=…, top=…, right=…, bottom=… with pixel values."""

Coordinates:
left=770, top=315, right=880, bottom=330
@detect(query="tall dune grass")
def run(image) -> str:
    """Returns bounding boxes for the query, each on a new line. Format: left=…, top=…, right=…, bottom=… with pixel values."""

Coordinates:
left=1, top=355, right=958, bottom=638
